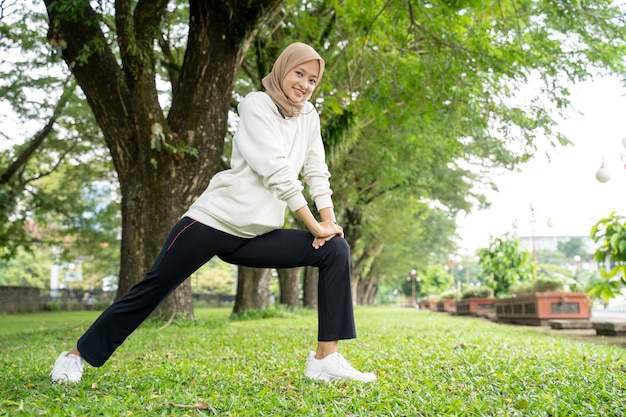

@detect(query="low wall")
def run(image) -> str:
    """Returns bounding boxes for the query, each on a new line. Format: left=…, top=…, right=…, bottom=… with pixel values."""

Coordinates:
left=0, top=286, right=236, bottom=314
left=0, top=286, right=41, bottom=314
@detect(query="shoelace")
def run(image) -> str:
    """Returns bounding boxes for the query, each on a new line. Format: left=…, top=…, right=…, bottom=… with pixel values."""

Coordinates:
left=64, top=355, right=84, bottom=372
left=332, top=353, right=357, bottom=371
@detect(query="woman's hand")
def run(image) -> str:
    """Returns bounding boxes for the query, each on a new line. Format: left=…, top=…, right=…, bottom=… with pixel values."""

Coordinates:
left=312, top=220, right=343, bottom=249
left=295, top=206, right=343, bottom=249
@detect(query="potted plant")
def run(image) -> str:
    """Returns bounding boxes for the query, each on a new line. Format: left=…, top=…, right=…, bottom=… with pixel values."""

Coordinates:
left=436, top=290, right=457, bottom=313
left=455, top=286, right=494, bottom=317
left=494, top=277, right=591, bottom=326
left=419, top=295, right=438, bottom=311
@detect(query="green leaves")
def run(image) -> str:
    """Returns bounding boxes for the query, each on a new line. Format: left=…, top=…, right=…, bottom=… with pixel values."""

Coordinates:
left=589, top=211, right=626, bottom=301
left=478, top=233, right=533, bottom=296
left=591, top=211, right=626, bottom=263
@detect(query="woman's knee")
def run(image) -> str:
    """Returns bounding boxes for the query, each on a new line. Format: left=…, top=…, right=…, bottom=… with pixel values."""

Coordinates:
left=325, top=236, right=350, bottom=260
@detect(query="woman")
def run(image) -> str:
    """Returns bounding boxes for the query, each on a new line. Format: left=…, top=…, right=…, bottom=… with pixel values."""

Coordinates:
left=51, top=42, right=376, bottom=384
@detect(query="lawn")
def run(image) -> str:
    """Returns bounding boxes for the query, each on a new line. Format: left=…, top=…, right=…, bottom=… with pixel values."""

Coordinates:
left=1, top=307, right=625, bottom=416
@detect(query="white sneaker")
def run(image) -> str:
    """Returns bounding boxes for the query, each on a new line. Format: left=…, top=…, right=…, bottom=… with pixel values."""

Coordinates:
left=51, top=351, right=84, bottom=383
left=304, top=351, right=376, bottom=382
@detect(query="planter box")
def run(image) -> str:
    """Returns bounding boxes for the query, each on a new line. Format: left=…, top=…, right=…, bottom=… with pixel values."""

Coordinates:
left=455, top=297, right=494, bottom=317
left=436, top=298, right=456, bottom=313
left=419, top=300, right=438, bottom=311
left=494, top=292, right=590, bottom=326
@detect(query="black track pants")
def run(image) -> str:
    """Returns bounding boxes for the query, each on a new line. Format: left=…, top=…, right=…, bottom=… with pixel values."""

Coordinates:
left=77, top=217, right=356, bottom=367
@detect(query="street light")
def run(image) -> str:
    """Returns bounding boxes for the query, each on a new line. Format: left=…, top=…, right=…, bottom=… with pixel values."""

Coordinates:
left=512, top=203, right=553, bottom=264
left=573, top=255, right=581, bottom=274
left=407, top=269, right=420, bottom=308
left=595, top=136, right=626, bottom=183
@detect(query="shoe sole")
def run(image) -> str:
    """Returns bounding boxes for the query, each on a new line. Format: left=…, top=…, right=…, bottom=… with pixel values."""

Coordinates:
left=304, top=371, right=375, bottom=382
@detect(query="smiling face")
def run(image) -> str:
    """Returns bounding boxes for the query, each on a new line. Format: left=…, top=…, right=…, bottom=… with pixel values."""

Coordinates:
left=280, top=59, right=320, bottom=104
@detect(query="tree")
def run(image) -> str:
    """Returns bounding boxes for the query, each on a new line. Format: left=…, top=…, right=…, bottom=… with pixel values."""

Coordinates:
left=40, top=0, right=283, bottom=319
left=557, top=237, right=590, bottom=260
left=233, top=267, right=271, bottom=314
left=276, top=268, right=301, bottom=308
left=421, top=264, right=455, bottom=297
left=4, top=0, right=626, bottom=315
left=478, top=233, right=533, bottom=297
left=247, top=0, right=626, bottom=303
left=0, top=249, right=52, bottom=287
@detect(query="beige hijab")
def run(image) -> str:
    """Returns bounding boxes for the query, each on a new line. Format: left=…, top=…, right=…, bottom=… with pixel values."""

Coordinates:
left=262, top=42, right=325, bottom=117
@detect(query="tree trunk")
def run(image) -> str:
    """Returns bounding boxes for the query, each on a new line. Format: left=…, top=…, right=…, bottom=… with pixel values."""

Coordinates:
left=276, top=267, right=301, bottom=308
left=362, top=279, right=377, bottom=305
left=302, top=266, right=318, bottom=308
left=233, top=266, right=271, bottom=314
left=44, top=0, right=282, bottom=320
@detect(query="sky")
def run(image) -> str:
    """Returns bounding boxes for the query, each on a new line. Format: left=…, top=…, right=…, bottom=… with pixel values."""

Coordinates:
left=456, top=76, right=626, bottom=253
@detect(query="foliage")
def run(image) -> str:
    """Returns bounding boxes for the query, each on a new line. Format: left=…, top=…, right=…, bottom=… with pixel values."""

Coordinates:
left=557, top=237, right=591, bottom=260
left=570, top=270, right=603, bottom=301
left=439, top=289, right=458, bottom=300
left=3, top=0, right=626, bottom=311
left=191, top=259, right=235, bottom=296
left=421, top=264, right=455, bottom=296
left=461, top=286, right=494, bottom=299
left=0, top=248, right=52, bottom=287
left=589, top=211, right=626, bottom=302
left=536, top=248, right=568, bottom=266
left=510, top=276, right=565, bottom=295
left=478, top=233, right=532, bottom=297
left=349, top=194, right=456, bottom=304
left=535, top=263, right=570, bottom=284
left=2, top=308, right=626, bottom=415
left=374, top=281, right=401, bottom=305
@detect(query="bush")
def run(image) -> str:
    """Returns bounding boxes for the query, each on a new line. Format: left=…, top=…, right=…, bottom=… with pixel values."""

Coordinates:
left=461, top=286, right=494, bottom=299
left=510, top=277, right=565, bottom=295
left=439, top=289, right=458, bottom=300
left=532, top=276, right=565, bottom=293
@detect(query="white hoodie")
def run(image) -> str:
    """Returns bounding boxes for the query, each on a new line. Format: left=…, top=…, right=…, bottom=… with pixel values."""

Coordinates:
left=184, top=92, right=333, bottom=238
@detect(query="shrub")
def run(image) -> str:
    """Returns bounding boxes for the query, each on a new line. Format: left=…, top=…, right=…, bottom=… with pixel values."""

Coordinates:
left=532, top=276, right=565, bottom=293
left=461, top=286, right=494, bottom=299
left=439, top=289, right=458, bottom=300
left=510, top=277, right=564, bottom=295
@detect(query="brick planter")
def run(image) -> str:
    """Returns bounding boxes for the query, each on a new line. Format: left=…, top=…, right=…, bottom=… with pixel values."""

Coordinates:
left=419, top=300, right=438, bottom=311
left=455, top=297, right=494, bottom=317
left=494, top=292, right=590, bottom=326
left=436, top=298, right=456, bottom=313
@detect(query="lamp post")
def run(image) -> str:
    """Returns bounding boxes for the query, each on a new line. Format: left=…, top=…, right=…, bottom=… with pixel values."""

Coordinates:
left=529, top=203, right=537, bottom=263
left=512, top=203, right=553, bottom=265
left=407, top=269, right=420, bottom=308
left=595, top=136, right=626, bottom=183
left=573, top=255, right=581, bottom=274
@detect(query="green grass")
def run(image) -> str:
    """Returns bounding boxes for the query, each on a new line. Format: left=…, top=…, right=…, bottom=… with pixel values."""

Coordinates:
left=1, top=307, right=625, bottom=416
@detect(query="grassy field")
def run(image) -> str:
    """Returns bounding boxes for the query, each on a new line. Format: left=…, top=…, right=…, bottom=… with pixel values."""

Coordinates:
left=1, top=306, right=625, bottom=416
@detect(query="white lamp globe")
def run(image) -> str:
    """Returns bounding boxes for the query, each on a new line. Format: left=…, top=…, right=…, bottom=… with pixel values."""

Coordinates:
left=596, top=164, right=611, bottom=183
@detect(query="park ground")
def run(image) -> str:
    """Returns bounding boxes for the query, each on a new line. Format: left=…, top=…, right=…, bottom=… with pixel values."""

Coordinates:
left=1, top=306, right=625, bottom=416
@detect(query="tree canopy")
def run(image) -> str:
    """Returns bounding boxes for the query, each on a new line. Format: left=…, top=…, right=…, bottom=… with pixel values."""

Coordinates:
left=1, top=0, right=626, bottom=309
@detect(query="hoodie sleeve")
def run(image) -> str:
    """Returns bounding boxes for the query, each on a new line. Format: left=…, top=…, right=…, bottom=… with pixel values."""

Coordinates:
left=301, top=112, right=333, bottom=212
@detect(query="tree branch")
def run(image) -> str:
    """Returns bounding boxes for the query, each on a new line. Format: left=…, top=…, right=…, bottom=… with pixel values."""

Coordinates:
left=0, top=79, right=76, bottom=185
